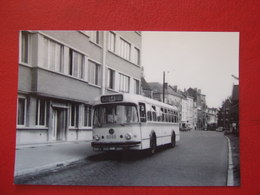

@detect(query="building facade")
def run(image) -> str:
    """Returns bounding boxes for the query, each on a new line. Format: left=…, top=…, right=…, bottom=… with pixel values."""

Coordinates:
left=149, top=83, right=183, bottom=117
left=187, top=88, right=207, bottom=130
left=17, top=31, right=142, bottom=145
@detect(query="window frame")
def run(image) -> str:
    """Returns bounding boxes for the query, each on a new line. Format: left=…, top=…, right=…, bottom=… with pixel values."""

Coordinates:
left=83, top=105, right=92, bottom=128
left=108, top=31, right=116, bottom=52
left=69, top=49, right=85, bottom=79
left=20, top=31, right=31, bottom=64
left=139, top=102, right=146, bottom=123
left=43, top=37, right=64, bottom=73
left=88, top=60, right=101, bottom=86
left=133, top=47, right=140, bottom=65
left=69, top=104, right=78, bottom=128
left=134, top=79, right=140, bottom=94
left=17, top=96, right=27, bottom=127
left=119, top=38, right=131, bottom=61
left=107, top=68, right=115, bottom=90
left=119, top=73, right=130, bottom=93
left=36, top=99, right=47, bottom=126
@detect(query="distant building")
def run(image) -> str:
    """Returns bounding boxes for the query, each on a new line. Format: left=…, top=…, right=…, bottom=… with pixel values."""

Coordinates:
left=17, top=31, right=142, bottom=145
left=187, top=88, right=207, bottom=130
left=206, top=107, right=218, bottom=130
left=141, top=77, right=153, bottom=98
left=149, top=83, right=183, bottom=117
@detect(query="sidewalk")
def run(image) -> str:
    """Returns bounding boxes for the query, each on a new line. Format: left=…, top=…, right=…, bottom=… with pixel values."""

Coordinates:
left=14, top=141, right=96, bottom=177
left=225, top=133, right=240, bottom=186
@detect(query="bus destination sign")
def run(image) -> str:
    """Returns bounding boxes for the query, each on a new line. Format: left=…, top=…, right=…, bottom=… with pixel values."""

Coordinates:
left=101, top=94, right=123, bottom=103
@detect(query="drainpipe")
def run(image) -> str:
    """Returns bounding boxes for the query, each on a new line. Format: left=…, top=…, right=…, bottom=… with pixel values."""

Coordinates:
left=101, top=31, right=107, bottom=95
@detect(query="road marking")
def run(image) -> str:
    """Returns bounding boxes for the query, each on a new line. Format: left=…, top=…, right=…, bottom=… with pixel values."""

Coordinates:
left=225, top=136, right=234, bottom=186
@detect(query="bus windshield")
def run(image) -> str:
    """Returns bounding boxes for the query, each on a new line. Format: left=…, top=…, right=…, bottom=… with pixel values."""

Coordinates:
left=93, top=103, right=139, bottom=127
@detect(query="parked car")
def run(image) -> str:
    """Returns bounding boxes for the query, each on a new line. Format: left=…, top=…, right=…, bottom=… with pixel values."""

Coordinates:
left=179, top=122, right=191, bottom=131
left=216, top=127, right=224, bottom=132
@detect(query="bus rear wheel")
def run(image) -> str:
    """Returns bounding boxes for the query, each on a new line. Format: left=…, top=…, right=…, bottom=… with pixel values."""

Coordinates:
left=150, top=134, right=157, bottom=154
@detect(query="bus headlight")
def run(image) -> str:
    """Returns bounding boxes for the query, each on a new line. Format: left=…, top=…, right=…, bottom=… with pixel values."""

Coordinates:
left=94, top=135, right=100, bottom=141
left=125, top=133, right=132, bottom=140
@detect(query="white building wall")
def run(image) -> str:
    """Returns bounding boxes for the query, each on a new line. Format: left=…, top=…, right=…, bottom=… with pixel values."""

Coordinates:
left=181, top=99, right=188, bottom=122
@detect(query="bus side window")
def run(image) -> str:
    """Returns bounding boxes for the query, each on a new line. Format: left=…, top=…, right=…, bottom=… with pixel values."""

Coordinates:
left=139, top=103, right=146, bottom=122
left=161, top=108, right=164, bottom=122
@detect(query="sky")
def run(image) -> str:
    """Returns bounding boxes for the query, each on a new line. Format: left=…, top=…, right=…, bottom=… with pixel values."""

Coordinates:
left=141, top=31, right=239, bottom=108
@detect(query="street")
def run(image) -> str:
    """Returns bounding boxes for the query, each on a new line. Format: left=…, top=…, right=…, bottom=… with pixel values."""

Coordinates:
left=15, top=130, right=228, bottom=186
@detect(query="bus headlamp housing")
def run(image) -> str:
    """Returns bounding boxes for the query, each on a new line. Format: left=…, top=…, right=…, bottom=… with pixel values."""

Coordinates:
left=125, top=133, right=132, bottom=140
left=94, top=135, right=100, bottom=141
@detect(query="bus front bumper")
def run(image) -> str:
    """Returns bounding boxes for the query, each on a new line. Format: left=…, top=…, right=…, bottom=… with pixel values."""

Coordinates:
left=91, top=141, right=141, bottom=151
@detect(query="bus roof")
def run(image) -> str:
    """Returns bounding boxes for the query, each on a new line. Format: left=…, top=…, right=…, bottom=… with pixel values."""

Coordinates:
left=93, top=93, right=178, bottom=110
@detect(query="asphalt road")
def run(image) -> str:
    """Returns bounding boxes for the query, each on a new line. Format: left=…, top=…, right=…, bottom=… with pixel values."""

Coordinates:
left=16, top=130, right=228, bottom=186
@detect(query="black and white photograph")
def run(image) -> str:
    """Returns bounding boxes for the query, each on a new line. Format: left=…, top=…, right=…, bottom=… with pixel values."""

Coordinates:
left=14, top=31, right=239, bottom=186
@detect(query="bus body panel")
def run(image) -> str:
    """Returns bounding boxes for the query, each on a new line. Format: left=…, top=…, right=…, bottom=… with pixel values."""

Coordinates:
left=91, top=93, right=180, bottom=152
left=92, top=124, right=142, bottom=151
left=140, top=122, right=180, bottom=150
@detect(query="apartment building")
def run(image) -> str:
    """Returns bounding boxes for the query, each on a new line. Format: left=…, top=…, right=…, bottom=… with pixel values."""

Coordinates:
left=17, top=31, right=142, bottom=145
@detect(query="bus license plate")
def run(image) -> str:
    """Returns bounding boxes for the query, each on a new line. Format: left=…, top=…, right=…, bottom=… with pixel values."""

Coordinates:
left=106, top=135, right=116, bottom=139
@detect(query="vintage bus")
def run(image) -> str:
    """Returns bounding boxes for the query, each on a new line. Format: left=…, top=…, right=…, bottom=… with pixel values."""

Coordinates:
left=91, top=93, right=180, bottom=154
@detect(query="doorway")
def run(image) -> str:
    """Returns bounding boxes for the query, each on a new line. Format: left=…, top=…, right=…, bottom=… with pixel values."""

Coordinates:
left=52, top=108, right=67, bottom=141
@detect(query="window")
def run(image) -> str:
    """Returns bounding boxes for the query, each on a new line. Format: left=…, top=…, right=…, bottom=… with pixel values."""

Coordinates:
left=93, top=103, right=138, bottom=127
left=43, top=38, right=63, bottom=72
left=147, top=111, right=152, bottom=121
left=88, top=61, right=101, bottom=86
left=134, top=79, right=140, bottom=94
left=17, top=97, right=26, bottom=126
left=120, top=38, right=130, bottom=60
left=108, top=31, right=116, bottom=52
left=36, top=99, right=47, bottom=126
left=69, top=49, right=84, bottom=79
left=21, top=31, right=31, bottom=64
left=90, top=31, right=100, bottom=44
left=83, top=105, right=92, bottom=127
left=152, top=106, right=157, bottom=121
left=70, top=104, right=78, bottom=127
left=107, top=68, right=115, bottom=90
left=139, top=103, right=146, bottom=123
left=119, top=73, right=130, bottom=93
left=133, top=47, right=140, bottom=65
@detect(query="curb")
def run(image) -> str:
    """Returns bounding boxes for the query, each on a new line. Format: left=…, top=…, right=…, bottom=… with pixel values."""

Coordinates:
left=14, top=157, right=87, bottom=178
left=225, top=135, right=234, bottom=186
